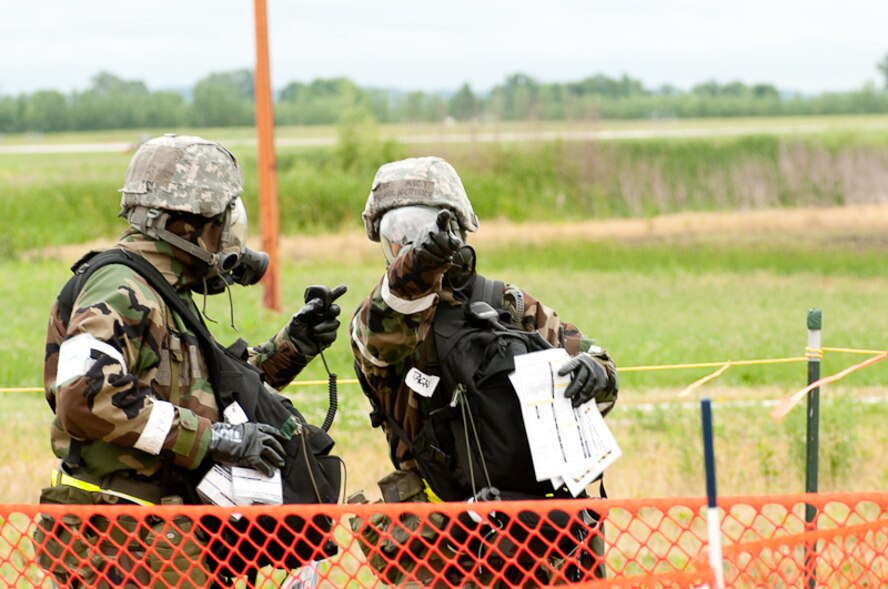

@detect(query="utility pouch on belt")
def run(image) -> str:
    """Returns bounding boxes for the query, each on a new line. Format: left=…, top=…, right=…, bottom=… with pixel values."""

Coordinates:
left=144, top=515, right=209, bottom=588
left=349, top=471, right=459, bottom=587
left=378, top=469, right=428, bottom=503
left=35, top=480, right=208, bottom=588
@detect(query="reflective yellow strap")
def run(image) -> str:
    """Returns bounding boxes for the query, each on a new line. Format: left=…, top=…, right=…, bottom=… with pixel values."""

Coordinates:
left=422, top=478, right=444, bottom=503
left=51, top=469, right=155, bottom=507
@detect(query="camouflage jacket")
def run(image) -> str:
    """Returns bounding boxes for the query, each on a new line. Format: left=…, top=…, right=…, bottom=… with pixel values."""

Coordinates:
left=350, top=247, right=618, bottom=473
left=44, top=233, right=312, bottom=495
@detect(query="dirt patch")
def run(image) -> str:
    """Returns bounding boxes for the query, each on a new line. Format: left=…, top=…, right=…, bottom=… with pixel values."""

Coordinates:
left=277, top=204, right=888, bottom=264
left=25, top=205, right=888, bottom=264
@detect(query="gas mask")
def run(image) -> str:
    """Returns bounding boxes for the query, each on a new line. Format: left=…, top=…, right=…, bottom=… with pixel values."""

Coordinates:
left=199, top=197, right=269, bottom=294
left=124, top=197, right=268, bottom=294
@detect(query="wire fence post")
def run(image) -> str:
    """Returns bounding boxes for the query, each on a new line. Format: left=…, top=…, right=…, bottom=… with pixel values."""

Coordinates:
left=804, top=308, right=821, bottom=589
left=701, top=398, right=725, bottom=589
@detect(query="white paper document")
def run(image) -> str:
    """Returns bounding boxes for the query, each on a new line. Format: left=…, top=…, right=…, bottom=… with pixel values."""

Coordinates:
left=198, top=464, right=283, bottom=506
left=509, top=348, right=621, bottom=497
left=197, top=464, right=238, bottom=506
left=231, top=466, right=284, bottom=505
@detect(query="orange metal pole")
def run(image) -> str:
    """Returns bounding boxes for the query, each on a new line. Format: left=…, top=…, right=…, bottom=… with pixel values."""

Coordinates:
left=254, top=0, right=281, bottom=311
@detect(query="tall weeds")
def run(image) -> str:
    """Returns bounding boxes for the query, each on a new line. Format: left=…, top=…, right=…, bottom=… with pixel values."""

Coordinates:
left=6, top=131, right=888, bottom=257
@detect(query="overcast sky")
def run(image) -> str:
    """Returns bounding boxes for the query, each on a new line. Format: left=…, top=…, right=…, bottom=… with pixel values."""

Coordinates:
left=2, top=0, right=886, bottom=96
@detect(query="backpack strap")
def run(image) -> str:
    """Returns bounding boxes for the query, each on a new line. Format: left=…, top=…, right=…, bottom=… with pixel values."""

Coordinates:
left=57, top=250, right=105, bottom=325
left=470, top=275, right=505, bottom=308
left=60, top=249, right=217, bottom=343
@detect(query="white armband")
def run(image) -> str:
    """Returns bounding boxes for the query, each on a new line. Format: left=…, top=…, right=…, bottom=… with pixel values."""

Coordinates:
left=56, top=333, right=128, bottom=387
left=134, top=400, right=175, bottom=455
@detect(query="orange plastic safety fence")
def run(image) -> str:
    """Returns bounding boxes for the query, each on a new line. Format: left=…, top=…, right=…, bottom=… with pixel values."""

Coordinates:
left=0, top=492, right=884, bottom=588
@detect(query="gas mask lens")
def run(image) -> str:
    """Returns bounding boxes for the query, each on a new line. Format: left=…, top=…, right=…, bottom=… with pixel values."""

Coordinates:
left=379, top=205, right=440, bottom=263
left=221, top=198, right=269, bottom=286
left=201, top=197, right=269, bottom=292
left=219, top=197, right=248, bottom=261
left=210, top=198, right=248, bottom=276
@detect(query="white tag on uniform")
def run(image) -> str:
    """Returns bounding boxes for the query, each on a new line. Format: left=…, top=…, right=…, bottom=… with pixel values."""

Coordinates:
left=405, top=367, right=439, bottom=398
left=224, top=401, right=249, bottom=425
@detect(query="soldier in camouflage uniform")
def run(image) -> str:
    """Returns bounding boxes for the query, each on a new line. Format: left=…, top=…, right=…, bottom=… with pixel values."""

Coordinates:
left=349, top=156, right=618, bottom=585
left=39, top=134, right=343, bottom=588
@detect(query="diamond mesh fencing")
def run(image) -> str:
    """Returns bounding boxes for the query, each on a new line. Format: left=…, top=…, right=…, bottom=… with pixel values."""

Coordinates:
left=1, top=492, right=885, bottom=587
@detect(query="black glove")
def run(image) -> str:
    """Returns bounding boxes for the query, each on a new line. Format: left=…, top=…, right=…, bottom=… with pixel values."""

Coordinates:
left=557, top=353, right=610, bottom=408
left=287, top=284, right=347, bottom=355
left=208, top=422, right=286, bottom=477
left=412, top=209, right=462, bottom=270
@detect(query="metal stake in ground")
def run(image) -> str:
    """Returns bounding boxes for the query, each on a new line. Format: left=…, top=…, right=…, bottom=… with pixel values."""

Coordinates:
left=701, top=398, right=725, bottom=589
left=805, top=308, right=822, bottom=589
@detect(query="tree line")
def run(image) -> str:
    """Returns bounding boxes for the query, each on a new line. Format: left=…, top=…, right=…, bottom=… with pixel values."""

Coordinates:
left=3, top=68, right=888, bottom=133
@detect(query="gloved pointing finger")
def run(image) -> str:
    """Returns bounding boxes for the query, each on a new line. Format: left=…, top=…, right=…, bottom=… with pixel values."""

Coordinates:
left=412, top=209, right=462, bottom=269
left=557, top=353, right=610, bottom=408
left=329, top=284, right=348, bottom=302
left=208, top=422, right=287, bottom=477
left=303, top=284, right=348, bottom=309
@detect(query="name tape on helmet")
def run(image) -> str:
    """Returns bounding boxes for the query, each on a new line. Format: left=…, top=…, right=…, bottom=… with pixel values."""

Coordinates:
left=374, top=179, right=435, bottom=202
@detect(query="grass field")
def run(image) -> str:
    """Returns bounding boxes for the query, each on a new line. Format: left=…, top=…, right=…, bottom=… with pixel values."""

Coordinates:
left=1, top=121, right=887, bottom=507
left=3, top=207, right=887, bottom=505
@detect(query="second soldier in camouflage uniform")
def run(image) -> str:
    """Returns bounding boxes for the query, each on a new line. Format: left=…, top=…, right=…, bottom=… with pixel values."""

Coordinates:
left=349, top=156, right=618, bottom=585
left=39, top=134, right=343, bottom=588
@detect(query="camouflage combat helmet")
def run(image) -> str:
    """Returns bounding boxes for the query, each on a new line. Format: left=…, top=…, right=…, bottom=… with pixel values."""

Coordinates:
left=119, top=133, right=243, bottom=217
left=118, top=134, right=267, bottom=291
left=363, top=156, right=480, bottom=242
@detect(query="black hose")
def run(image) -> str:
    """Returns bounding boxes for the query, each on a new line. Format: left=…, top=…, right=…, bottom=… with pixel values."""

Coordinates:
left=321, top=371, right=338, bottom=432
left=317, top=350, right=338, bottom=432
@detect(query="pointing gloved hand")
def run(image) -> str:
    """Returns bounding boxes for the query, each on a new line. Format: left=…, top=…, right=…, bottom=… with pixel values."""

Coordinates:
left=208, top=422, right=286, bottom=477
left=412, top=209, right=463, bottom=270
left=286, top=284, right=348, bottom=355
left=558, top=353, right=611, bottom=408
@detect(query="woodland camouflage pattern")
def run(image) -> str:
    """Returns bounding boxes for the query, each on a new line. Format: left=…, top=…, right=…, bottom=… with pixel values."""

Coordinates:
left=362, top=156, right=480, bottom=241
left=119, top=134, right=243, bottom=217
left=44, top=232, right=313, bottom=493
left=350, top=244, right=618, bottom=473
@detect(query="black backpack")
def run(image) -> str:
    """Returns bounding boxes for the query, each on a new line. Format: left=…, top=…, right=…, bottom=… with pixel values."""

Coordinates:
left=359, top=275, right=556, bottom=502
left=356, top=275, right=608, bottom=582
left=55, top=249, right=342, bottom=580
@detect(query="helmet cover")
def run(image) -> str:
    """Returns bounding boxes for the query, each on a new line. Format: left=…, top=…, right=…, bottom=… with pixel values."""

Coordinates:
left=119, top=134, right=243, bottom=217
left=362, top=156, right=479, bottom=242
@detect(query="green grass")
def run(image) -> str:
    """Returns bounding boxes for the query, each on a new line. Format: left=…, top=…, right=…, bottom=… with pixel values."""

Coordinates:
left=8, top=234, right=888, bottom=390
